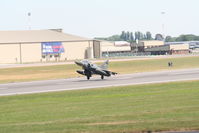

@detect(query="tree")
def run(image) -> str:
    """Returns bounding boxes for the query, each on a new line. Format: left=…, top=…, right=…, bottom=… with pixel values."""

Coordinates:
left=120, top=31, right=126, bottom=40
left=130, top=32, right=134, bottom=41
left=165, top=36, right=173, bottom=42
left=146, top=31, right=152, bottom=40
left=176, top=34, right=196, bottom=41
left=126, top=31, right=130, bottom=41
left=138, top=32, right=144, bottom=40
left=134, top=32, right=139, bottom=40
left=155, top=34, right=164, bottom=41
left=107, top=35, right=121, bottom=41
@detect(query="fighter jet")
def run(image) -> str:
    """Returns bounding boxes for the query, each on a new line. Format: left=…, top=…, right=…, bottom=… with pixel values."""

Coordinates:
left=75, top=60, right=117, bottom=80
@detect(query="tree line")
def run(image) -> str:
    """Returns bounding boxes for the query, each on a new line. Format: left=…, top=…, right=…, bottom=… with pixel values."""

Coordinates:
left=95, top=31, right=199, bottom=42
left=95, top=31, right=153, bottom=42
left=165, top=34, right=199, bottom=42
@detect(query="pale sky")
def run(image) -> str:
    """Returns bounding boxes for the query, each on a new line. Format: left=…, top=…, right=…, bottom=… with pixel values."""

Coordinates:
left=0, top=0, right=199, bottom=38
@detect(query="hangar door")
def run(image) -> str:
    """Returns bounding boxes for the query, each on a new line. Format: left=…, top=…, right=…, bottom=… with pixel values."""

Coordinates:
left=93, top=40, right=101, bottom=58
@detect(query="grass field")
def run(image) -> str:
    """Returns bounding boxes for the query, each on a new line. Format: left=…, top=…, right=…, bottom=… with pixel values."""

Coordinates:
left=0, top=56, right=199, bottom=83
left=0, top=81, right=199, bottom=133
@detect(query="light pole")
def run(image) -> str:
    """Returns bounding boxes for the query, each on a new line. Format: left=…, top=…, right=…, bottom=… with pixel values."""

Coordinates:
left=161, top=11, right=165, bottom=42
left=28, top=12, right=31, bottom=30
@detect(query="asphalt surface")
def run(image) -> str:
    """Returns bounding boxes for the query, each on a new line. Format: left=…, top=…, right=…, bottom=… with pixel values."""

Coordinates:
left=0, top=68, right=199, bottom=96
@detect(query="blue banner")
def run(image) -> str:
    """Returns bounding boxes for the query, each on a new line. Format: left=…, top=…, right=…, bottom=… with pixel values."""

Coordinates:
left=42, top=42, right=65, bottom=54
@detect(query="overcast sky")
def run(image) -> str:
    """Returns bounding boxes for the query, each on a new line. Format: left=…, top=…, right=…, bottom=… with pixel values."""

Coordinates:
left=0, top=0, right=199, bottom=38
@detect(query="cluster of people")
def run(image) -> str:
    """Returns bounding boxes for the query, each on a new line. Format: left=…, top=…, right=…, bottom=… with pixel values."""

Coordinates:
left=168, top=61, right=173, bottom=67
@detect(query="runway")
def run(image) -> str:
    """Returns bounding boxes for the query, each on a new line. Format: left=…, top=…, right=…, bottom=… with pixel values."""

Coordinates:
left=0, top=68, right=199, bottom=96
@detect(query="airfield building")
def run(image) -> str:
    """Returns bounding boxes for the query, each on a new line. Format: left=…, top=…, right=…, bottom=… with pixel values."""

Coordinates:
left=131, top=40, right=190, bottom=55
left=145, top=43, right=190, bottom=55
left=100, top=41, right=131, bottom=57
left=0, top=29, right=101, bottom=63
left=131, top=40, right=164, bottom=52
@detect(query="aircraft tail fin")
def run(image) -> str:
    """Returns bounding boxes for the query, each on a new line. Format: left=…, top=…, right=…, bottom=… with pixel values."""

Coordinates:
left=100, top=60, right=109, bottom=70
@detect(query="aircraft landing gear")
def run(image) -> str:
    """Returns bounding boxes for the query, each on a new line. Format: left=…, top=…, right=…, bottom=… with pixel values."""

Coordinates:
left=101, top=75, right=104, bottom=80
left=85, top=70, right=91, bottom=80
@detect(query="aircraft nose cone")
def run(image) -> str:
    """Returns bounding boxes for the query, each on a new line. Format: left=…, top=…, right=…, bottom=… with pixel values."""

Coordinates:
left=75, top=61, right=83, bottom=66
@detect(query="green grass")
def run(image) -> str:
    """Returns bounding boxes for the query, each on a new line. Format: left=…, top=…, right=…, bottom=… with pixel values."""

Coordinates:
left=0, top=56, right=199, bottom=83
left=0, top=81, right=199, bottom=133
left=109, top=56, right=199, bottom=73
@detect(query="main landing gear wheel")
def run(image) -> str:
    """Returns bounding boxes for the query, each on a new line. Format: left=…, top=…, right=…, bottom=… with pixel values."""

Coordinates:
left=87, top=76, right=90, bottom=80
left=101, top=75, right=104, bottom=80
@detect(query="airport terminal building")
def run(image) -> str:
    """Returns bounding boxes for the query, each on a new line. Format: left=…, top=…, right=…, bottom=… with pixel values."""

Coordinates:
left=0, top=29, right=101, bottom=63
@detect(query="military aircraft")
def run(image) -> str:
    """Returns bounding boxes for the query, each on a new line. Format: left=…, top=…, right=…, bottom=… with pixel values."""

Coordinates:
left=75, top=60, right=117, bottom=80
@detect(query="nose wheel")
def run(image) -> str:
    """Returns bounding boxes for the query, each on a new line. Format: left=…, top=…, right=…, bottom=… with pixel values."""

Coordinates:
left=101, top=75, right=104, bottom=80
left=85, top=70, right=91, bottom=80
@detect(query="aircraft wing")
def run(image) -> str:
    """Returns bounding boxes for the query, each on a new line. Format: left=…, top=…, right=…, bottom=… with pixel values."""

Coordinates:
left=103, top=70, right=117, bottom=76
left=111, top=71, right=117, bottom=75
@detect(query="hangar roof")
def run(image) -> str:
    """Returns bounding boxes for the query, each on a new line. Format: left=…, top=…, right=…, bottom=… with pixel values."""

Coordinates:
left=0, top=30, right=92, bottom=44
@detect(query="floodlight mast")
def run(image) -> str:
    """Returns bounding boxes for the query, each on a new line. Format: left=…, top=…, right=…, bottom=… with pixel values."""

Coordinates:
left=28, top=12, right=31, bottom=30
left=161, top=11, right=166, bottom=42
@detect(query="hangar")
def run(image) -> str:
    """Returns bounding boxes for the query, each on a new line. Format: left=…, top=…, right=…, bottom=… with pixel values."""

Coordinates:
left=100, top=41, right=131, bottom=57
left=131, top=40, right=190, bottom=55
left=0, top=29, right=101, bottom=63
left=145, top=43, right=190, bottom=55
left=131, top=40, right=164, bottom=52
